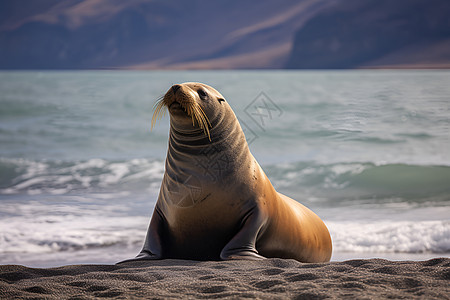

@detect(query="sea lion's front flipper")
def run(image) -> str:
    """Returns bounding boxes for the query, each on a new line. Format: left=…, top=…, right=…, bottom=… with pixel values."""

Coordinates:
left=117, top=208, right=164, bottom=264
left=220, top=206, right=267, bottom=260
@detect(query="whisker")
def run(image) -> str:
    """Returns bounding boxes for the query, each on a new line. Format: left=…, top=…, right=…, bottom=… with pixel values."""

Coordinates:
left=193, top=103, right=211, bottom=141
left=196, top=104, right=212, bottom=128
left=151, top=97, right=166, bottom=130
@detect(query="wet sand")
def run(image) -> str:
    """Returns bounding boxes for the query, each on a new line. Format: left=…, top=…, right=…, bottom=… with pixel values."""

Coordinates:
left=1, top=258, right=449, bottom=299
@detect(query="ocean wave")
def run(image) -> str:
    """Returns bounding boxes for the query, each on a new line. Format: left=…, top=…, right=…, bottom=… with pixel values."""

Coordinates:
left=329, top=220, right=450, bottom=254
left=1, top=158, right=449, bottom=203
left=0, top=158, right=165, bottom=195
left=269, top=162, right=450, bottom=201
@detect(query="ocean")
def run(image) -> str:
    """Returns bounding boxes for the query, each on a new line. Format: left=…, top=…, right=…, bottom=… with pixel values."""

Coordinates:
left=0, top=70, right=449, bottom=267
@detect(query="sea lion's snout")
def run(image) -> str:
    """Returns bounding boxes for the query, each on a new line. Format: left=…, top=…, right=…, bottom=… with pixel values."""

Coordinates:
left=166, top=84, right=195, bottom=107
left=166, top=86, right=193, bottom=113
left=152, top=83, right=212, bottom=140
left=171, top=84, right=181, bottom=95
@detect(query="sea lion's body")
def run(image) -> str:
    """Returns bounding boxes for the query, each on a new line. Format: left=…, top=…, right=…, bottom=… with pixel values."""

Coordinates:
left=120, top=83, right=332, bottom=263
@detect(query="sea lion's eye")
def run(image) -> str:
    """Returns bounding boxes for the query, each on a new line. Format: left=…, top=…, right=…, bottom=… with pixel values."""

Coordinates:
left=197, top=89, right=208, bottom=99
left=218, top=98, right=225, bottom=103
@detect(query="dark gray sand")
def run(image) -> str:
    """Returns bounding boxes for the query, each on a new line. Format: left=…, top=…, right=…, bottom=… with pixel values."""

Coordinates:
left=1, top=258, right=449, bottom=299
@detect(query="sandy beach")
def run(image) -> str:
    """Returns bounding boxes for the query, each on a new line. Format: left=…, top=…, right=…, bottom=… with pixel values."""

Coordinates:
left=1, top=258, right=449, bottom=299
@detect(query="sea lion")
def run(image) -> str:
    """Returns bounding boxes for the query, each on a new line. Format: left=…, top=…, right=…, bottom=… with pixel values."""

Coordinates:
left=119, top=82, right=332, bottom=263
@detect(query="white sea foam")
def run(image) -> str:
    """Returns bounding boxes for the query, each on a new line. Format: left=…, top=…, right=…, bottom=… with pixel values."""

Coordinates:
left=328, top=220, right=450, bottom=254
left=0, top=215, right=146, bottom=254
left=0, top=199, right=149, bottom=263
left=1, top=198, right=449, bottom=267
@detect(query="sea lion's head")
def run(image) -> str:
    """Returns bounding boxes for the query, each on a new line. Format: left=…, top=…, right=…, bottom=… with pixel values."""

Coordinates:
left=152, top=82, right=228, bottom=141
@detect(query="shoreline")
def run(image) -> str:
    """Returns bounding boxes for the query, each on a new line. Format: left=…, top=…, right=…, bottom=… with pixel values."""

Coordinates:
left=3, top=247, right=448, bottom=269
left=1, top=258, right=449, bottom=299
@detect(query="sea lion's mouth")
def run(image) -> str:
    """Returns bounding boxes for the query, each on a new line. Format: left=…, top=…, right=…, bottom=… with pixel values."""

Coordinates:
left=169, top=101, right=195, bottom=117
left=169, top=101, right=182, bottom=110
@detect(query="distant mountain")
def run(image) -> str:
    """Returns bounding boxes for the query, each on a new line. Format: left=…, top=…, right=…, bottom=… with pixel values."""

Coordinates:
left=0, top=0, right=331, bottom=69
left=286, top=0, right=450, bottom=69
left=0, top=0, right=449, bottom=69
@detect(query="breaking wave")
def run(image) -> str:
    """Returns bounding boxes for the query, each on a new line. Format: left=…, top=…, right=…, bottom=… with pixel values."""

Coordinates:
left=2, top=158, right=449, bottom=201
left=0, top=158, right=165, bottom=195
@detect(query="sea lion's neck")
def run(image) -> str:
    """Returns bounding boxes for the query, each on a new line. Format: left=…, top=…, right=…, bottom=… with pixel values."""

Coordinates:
left=166, top=112, right=253, bottom=181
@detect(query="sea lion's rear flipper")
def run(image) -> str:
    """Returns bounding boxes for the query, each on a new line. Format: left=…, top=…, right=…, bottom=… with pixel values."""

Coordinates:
left=220, top=206, right=266, bottom=260
left=116, top=208, right=164, bottom=264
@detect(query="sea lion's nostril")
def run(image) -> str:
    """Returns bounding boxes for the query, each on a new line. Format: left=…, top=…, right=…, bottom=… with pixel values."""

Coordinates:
left=172, top=84, right=181, bottom=94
